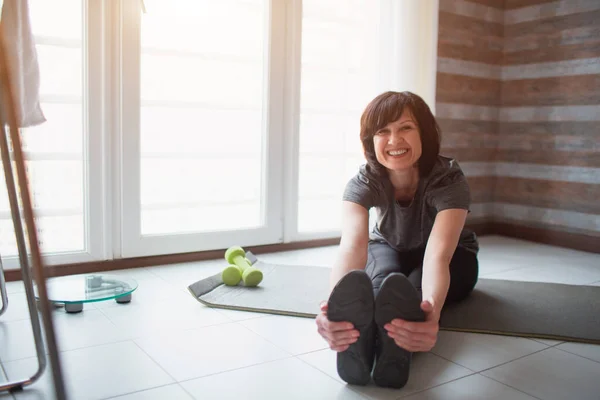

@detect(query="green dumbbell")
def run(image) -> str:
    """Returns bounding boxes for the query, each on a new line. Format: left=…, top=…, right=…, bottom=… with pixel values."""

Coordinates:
left=221, top=264, right=243, bottom=286
left=224, top=246, right=263, bottom=287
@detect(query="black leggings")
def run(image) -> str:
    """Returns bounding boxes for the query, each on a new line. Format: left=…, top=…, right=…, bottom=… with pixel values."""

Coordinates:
left=365, top=241, right=479, bottom=305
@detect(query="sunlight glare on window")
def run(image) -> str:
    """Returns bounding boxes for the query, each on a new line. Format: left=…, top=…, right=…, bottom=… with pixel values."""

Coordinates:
left=0, top=0, right=85, bottom=256
left=139, top=0, right=266, bottom=235
left=297, top=0, right=380, bottom=233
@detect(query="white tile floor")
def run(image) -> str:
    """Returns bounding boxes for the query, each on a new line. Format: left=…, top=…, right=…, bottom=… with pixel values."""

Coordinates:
left=1, top=235, right=599, bottom=400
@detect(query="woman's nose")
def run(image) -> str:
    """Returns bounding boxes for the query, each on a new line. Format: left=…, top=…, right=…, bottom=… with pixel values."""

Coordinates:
left=388, top=130, right=404, bottom=145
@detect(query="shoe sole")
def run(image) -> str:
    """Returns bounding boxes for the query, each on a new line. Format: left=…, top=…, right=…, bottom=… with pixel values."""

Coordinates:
left=373, top=273, right=425, bottom=388
left=327, top=270, right=375, bottom=386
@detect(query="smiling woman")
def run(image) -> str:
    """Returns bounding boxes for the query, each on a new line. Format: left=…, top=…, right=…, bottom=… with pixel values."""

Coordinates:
left=316, top=90, right=480, bottom=389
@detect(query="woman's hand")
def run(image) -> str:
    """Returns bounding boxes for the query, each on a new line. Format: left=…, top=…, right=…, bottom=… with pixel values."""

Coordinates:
left=384, top=300, right=440, bottom=352
left=315, top=301, right=360, bottom=352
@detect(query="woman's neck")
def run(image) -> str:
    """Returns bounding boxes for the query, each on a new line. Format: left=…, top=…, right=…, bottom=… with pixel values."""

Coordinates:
left=388, top=167, right=419, bottom=191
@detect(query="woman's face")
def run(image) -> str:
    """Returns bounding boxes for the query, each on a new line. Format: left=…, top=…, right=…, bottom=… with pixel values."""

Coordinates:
left=372, top=109, right=422, bottom=172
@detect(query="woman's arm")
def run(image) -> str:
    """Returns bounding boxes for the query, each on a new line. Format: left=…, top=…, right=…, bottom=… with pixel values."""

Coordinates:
left=316, top=201, right=370, bottom=352
left=383, top=208, right=468, bottom=353
left=329, top=201, right=370, bottom=292
left=422, top=208, right=469, bottom=315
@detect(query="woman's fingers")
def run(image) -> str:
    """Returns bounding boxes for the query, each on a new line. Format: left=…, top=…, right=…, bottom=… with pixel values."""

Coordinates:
left=319, top=329, right=358, bottom=351
left=324, top=319, right=355, bottom=333
left=389, top=331, right=436, bottom=352
left=331, top=336, right=358, bottom=347
left=316, top=313, right=360, bottom=351
left=385, top=323, right=437, bottom=343
left=392, top=330, right=437, bottom=345
left=314, top=300, right=361, bottom=353
left=386, top=325, right=437, bottom=349
left=331, top=344, right=350, bottom=352
left=392, top=336, right=427, bottom=352
left=388, top=331, right=428, bottom=347
left=389, top=319, right=437, bottom=334
left=318, top=325, right=353, bottom=342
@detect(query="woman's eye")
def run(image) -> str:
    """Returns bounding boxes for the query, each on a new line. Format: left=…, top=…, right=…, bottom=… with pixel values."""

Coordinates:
left=402, top=125, right=413, bottom=130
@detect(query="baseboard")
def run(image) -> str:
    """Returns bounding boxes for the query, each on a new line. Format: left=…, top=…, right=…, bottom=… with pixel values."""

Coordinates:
left=4, top=237, right=341, bottom=282
left=465, top=221, right=495, bottom=236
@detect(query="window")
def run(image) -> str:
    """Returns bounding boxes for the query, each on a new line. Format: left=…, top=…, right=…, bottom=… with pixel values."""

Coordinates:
left=296, top=0, right=381, bottom=235
left=138, top=0, right=266, bottom=235
left=120, top=0, right=283, bottom=256
left=0, top=0, right=89, bottom=265
left=0, top=0, right=432, bottom=264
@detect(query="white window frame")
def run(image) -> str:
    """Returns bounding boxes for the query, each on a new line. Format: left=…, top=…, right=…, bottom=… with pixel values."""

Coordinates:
left=2, top=0, right=108, bottom=268
left=118, top=0, right=285, bottom=258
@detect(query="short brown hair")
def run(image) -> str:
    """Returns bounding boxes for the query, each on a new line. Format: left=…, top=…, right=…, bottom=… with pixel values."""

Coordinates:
left=359, top=91, right=441, bottom=178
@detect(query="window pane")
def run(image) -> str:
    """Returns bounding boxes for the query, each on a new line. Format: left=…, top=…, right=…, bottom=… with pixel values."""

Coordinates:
left=0, top=0, right=84, bottom=256
left=29, top=0, right=82, bottom=40
left=297, top=0, right=380, bottom=233
left=0, top=216, right=84, bottom=256
left=139, top=0, right=266, bottom=235
left=36, top=45, right=82, bottom=97
left=20, top=104, right=83, bottom=153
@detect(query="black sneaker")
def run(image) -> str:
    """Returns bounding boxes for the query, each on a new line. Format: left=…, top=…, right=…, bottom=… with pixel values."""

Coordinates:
left=327, top=270, right=376, bottom=386
left=372, top=273, right=425, bottom=388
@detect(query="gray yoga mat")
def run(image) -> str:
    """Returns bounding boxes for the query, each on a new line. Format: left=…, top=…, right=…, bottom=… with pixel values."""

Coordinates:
left=188, top=260, right=600, bottom=344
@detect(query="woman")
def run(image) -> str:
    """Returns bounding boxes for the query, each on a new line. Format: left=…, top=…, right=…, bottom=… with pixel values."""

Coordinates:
left=315, top=91, right=479, bottom=388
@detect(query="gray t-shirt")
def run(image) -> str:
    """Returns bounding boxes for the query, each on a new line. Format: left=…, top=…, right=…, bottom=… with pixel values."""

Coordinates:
left=343, top=156, right=479, bottom=254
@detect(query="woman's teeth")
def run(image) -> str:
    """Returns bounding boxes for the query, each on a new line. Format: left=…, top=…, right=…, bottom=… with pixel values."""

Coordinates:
left=387, top=149, right=408, bottom=156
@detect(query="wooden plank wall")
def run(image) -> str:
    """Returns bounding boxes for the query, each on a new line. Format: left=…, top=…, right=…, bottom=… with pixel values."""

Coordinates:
left=436, top=0, right=600, bottom=251
left=436, top=0, right=504, bottom=228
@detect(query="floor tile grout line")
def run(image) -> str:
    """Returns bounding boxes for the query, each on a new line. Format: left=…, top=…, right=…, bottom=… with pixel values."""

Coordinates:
left=1, top=337, right=136, bottom=365
left=129, top=340, right=182, bottom=390
left=531, top=339, right=564, bottom=347
left=122, top=320, right=302, bottom=386
left=174, top=354, right=298, bottom=386
left=293, top=354, right=371, bottom=400
left=553, top=346, right=600, bottom=365
left=99, top=382, right=186, bottom=400
left=427, top=351, right=478, bottom=373
left=177, top=382, right=197, bottom=400
left=395, top=371, right=480, bottom=399
left=429, top=336, right=570, bottom=375
left=87, top=304, right=122, bottom=329
left=476, top=347, right=560, bottom=400
left=235, top=318, right=328, bottom=358
left=295, top=351, right=479, bottom=400
left=480, top=373, right=544, bottom=400
left=477, top=346, right=551, bottom=375
left=394, top=351, right=514, bottom=399
left=0, top=358, right=11, bottom=390
left=213, top=309, right=266, bottom=322
left=293, top=347, right=337, bottom=357
left=95, top=303, right=243, bottom=341
left=410, top=344, right=553, bottom=397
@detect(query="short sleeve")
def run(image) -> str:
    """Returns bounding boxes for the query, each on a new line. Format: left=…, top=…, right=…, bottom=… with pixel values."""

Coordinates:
left=342, top=169, right=377, bottom=210
left=426, top=168, right=471, bottom=213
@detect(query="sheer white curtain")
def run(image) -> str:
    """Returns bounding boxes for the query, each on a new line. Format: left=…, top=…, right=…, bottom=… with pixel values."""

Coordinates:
left=381, top=0, right=439, bottom=112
